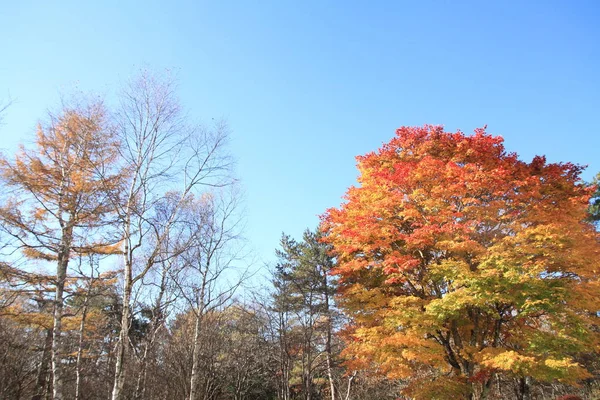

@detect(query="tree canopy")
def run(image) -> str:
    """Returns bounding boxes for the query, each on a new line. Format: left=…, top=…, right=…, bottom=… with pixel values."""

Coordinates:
left=322, top=125, right=600, bottom=399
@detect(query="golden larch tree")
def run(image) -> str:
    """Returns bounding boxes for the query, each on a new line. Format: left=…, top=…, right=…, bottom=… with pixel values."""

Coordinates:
left=0, top=101, right=122, bottom=400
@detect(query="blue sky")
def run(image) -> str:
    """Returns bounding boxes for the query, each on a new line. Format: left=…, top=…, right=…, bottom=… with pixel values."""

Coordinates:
left=1, top=1, right=599, bottom=269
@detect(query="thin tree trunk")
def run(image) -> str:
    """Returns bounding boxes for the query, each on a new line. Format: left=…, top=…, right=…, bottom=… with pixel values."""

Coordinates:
left=343, top=371, right=356, bottom=400
left=304, top=357, right=312, bottom=400
left=51, top=243, right=71, bottom=400
left=303, top=313, right=314, bottom=400
left=134, top=265, right=167, bottom=400
left=279, top=311, right=290, bottom=400
left=132, top=332, right=148, bottom=399
left=75, top=261, right=97, bottom=400
left=74, top=302, right=88, bottom=400
left=323, top=277, right=336, bottom=400
left=112, top=200, right=135, bottom=400
left=133, top=342, right=150, bottom=400
left=325, top=338, right=336, bottom=400
left=111, top=259, right=132, bottom=400
left=188, top=311, right=203, bottom=400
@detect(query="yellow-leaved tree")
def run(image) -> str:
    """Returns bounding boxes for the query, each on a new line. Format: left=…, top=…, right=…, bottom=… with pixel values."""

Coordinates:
left=0, top=100, right=123, bottom=400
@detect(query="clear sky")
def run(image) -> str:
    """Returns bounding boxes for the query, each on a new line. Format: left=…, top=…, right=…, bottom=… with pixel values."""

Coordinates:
left=1, top=1, right=599, bottom=270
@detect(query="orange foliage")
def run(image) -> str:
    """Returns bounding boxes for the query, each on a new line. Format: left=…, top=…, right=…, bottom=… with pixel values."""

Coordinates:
left=0, top=102, right=125, bottom=281
left=322, top=126, right=600, bottom=396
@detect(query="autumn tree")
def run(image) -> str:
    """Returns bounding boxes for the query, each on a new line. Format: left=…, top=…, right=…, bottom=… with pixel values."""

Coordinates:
left=322, top=126, right=600, bottom=399
left=0, top=101, right=122, bottom=400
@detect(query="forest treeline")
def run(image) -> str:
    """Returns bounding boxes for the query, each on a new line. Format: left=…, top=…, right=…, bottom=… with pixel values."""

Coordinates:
left=0, top=74, right=599, bottom=400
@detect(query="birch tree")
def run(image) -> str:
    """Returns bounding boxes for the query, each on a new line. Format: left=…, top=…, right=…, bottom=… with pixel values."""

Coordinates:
left=172, top=190, right=245, bottom=400
left=132, top=193, right=190, bottom=400
left=110, top=71, right=233, bottom=400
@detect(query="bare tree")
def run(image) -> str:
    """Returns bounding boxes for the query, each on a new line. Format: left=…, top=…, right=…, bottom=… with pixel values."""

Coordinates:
left=132, top=193, right=191, bottom=400
left=110, top=70, right=234, bottom=400
left=169, top=189, right=245, bottom=400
